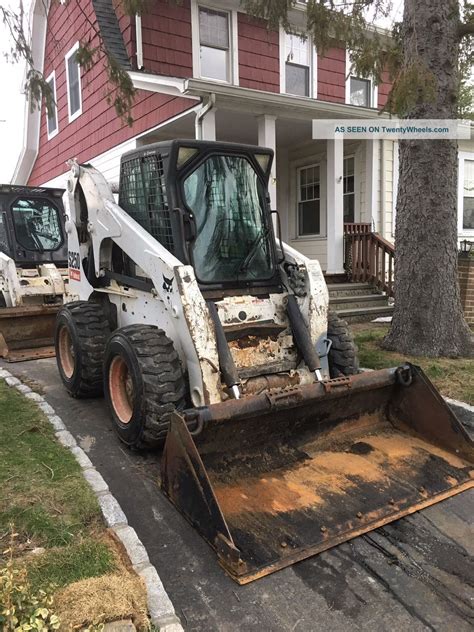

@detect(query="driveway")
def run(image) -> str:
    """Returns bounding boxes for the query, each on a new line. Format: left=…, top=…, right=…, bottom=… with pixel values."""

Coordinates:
left=4, top=357, right=473, bottom=632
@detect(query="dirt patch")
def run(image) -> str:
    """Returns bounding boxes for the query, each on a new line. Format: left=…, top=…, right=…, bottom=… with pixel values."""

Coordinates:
left=54, top=532, right=148, bottom=631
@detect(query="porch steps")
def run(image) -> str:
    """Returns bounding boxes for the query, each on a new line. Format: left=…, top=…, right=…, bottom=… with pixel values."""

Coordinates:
left=327, top=282, right=394, bottom=324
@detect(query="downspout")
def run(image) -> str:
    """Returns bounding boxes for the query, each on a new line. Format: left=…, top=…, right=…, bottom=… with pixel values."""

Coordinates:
left=195, top=93, right=216, bottom=140
left=135, top=14, right=143, bottom=70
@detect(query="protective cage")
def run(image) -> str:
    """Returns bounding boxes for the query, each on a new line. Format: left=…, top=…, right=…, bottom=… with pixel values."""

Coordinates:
left=161, top=365, right=473, bottom=584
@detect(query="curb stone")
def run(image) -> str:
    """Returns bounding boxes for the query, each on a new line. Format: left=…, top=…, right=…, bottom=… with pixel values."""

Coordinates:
left=0, top=369, right=184, bottom=632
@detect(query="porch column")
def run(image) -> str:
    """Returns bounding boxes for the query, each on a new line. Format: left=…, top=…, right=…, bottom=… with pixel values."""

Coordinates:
left=200, top=109, right=216, bottom=141
left=326, top=138, right=344, bottom=274
left=257, top=114, right=277, bottom=209
left=365, top=139, right=379, bottom=229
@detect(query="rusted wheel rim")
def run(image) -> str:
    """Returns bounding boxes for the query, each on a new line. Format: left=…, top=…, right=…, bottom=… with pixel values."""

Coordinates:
left=58, top=325, right=75, bottom=379
left=109, top=355, right=134, bottom=424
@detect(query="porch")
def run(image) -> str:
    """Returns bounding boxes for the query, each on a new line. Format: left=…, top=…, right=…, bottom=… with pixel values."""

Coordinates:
left=137, top=88, right=396, bottom=278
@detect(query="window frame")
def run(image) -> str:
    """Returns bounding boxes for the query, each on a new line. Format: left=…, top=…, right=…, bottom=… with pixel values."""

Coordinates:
left=297, top=162, right=323, bottom=237
left=65, top=41, right=82, bottom=123
left=45, top=71, right=59, bottom=140
left=458, top=151, right=474, bottom=235
left=343, top=154, right=356, bottom=223
left=345, top=49, right=378, bottom=108
left=191, top=1, right=239, bottom=85
left=280, top=28, right=318, bottom=98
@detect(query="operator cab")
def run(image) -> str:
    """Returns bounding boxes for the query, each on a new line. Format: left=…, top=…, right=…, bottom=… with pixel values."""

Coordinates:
left=0, top=185, right=67, bottom=267
left=118, top=140, right=281, bottom=295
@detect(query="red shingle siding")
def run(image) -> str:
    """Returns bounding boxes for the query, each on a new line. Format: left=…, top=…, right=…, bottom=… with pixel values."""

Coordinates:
left=141, top=0, right=192, bottom=78
left=28, top=0, right=194, bottom=186
left=378, top=69, right=392, bottom=109
left=237, top=13, right=279, bottom=93
left=317, top=46, right=346, bottom=103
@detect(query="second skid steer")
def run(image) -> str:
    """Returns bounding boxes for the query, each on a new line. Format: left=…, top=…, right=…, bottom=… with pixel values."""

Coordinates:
left=0, top=185, right=68, bottom=361
left=55, top=141, right=473, bottom=583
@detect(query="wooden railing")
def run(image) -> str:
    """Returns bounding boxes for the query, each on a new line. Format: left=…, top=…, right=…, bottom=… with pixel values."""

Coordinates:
left=344, top=224, right=395, bottom=297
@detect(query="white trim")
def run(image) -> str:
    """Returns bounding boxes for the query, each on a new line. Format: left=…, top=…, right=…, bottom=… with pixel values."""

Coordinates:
left=280, top=27, right=318, bottom=99
left=191, top=1, right=239, bottom=85
left=345, top=49, right=378, bottom=109
left=458, top=151, right=474, bottom=236
left=65, top=41, right=82, bottom=122
left=12, top=0, right=50, bottom=184
left=45, top=71, right=58, bottom=140
left=326, top=138, right=345, bottom=274
left=184, top=78, right=388, bottom=119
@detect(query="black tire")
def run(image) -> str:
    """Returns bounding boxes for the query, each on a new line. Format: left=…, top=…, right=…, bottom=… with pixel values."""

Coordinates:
left=55, top=301, right=110, bottom=398
left=103, top=325, right=186, bottom=450
left=327, top=311, right=359, bottom=377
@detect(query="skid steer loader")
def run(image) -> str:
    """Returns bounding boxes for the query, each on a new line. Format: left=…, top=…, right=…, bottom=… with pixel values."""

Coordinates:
left=0, top=185, right=68, bottom=361
left=55, top=141, right=473, bottom=584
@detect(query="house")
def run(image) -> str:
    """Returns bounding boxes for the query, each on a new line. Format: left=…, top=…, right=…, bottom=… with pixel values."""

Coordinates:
left=13, top=0, right=474, bottom=280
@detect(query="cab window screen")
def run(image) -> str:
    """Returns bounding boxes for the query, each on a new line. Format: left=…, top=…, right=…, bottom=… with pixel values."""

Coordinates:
left=119, top=154, right=173, bottom=252
left=11, top=198, right=62, bottom=252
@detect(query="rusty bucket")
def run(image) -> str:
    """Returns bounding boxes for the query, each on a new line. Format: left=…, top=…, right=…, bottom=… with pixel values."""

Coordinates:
left=161, top=365, right=474, bottom=584
left=0, top=305, right=59, bottom=361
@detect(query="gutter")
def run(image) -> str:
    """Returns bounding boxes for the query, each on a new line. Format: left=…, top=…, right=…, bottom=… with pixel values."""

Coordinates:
left=135, top=14, right=143, bottom=70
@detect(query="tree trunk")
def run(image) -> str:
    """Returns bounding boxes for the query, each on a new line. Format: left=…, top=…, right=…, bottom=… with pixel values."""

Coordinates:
left=383, top=0, right=473, bottom=357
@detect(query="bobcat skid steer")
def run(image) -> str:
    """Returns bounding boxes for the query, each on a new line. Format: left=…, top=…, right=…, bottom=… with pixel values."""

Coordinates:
left=0, top=185, right=68, bottom=361
left=55, top=141, right=473, bottom=584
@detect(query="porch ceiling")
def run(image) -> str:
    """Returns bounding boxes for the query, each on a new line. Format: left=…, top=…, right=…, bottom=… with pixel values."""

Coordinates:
left=138, top=108, right=320, bottom=150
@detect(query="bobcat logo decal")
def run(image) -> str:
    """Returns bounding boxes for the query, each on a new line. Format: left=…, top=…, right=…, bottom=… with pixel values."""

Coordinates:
left=162, top=274, right=174, bottom=293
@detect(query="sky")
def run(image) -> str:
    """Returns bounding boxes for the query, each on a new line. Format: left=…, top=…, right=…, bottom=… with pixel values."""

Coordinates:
left=0, top=0, right=404, bottom=184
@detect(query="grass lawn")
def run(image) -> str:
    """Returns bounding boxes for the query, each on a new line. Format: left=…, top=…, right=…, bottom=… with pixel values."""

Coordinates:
left=0, top=381, right=149, bottom=630
left=353, top=323, right=474, bottom=405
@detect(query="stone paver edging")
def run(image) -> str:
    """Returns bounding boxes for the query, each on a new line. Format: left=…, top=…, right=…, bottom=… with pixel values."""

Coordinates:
left=0, top=368, right=183, bottom=632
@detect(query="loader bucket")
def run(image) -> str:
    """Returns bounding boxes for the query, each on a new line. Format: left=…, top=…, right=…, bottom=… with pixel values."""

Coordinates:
left=161, top=365, right=474, bottom=584
left=0, top=305, right=59, bottom=361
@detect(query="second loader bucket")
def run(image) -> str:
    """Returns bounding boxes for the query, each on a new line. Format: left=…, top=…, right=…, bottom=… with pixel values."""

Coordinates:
left=0, top=305, right=59, bottom=361
left=162, top=365, right=474, bottom=584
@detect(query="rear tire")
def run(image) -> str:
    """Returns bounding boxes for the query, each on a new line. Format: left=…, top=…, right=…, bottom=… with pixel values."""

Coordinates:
left=327, top=311, right=359, bottom=377
left=103, top=325, right=186, bottom=450
left=55, top=301, right=110, bottom=398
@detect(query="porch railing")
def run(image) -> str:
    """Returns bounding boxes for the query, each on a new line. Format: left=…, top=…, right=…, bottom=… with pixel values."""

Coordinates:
left=344, top=224, right=395, bottom=297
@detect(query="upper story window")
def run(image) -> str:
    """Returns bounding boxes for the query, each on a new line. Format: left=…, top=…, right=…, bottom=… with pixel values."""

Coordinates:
left=298, top=164, right=321, bottom=236
left=198, top=6, right=231, bottom=82
left=346, top=51, right=377, bottom=108
left=45, top=72, right=58, bottom=140
left=281, top=31, right=317, bottom=98
left=65, top=42, right=82, bottom=122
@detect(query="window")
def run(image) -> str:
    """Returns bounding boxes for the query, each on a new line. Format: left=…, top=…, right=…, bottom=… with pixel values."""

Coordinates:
left=198, top=7, right=231, bottom=82
left=11, top=198, right=63, bottom=252
left=46, top=72, right=58, bottom=139
left=349, top=77, right=371, bottom=107
left=298, top=164, right=321, bottom=236
left=65, top=42, right=82, bottom=121
left=183, top=155, right=273, bottom=284
left=346, top=51, right=377, bottom=108
left=343, top=157, right=355, bottom=222
left=285, top=33, right=311, bottom=97
left=463, top=159, right=474, bottom=230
